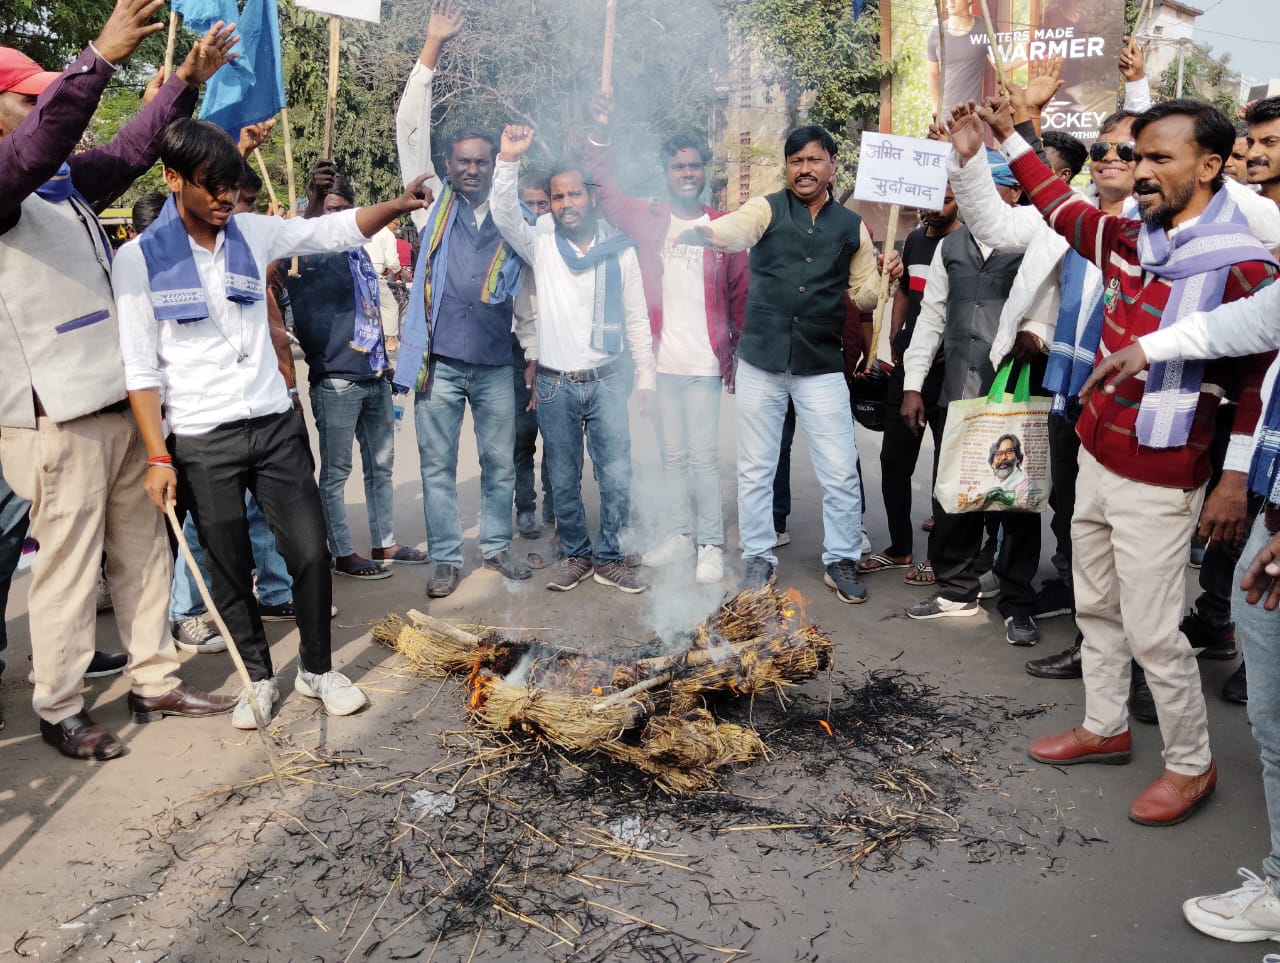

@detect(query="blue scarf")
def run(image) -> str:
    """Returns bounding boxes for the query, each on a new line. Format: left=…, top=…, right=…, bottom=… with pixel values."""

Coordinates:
left=138, top=195, right=263, bottom=323
left=36, top=163, right=75, bottom=203
left=1044, top=250, right=1105, bottom=416
left=347, top=247, right=389, bottom=375
left=553, top=228, right=636, bottom=354
left=393, top=180, right=526, bottom=391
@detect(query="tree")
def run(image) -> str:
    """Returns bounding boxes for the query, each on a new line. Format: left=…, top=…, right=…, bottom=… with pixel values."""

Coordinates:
left=1154, top=42, right=1238, bottom=116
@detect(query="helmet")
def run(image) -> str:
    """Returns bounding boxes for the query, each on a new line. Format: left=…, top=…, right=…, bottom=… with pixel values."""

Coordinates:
left=849, top=360, right=893, bottom=432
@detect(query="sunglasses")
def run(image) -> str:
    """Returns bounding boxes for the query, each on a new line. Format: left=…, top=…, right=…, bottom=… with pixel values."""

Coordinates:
left=1089, top=140, right=1136, bottom=163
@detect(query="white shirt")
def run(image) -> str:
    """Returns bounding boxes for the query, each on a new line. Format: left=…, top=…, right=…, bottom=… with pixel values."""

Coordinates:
left=364, top=225, right=400, bottom=275
left=657, top=213, right=719, bottom=376
left=114, top=209, right=369, bottom=435
left=490, top=159, right=655, bottom=390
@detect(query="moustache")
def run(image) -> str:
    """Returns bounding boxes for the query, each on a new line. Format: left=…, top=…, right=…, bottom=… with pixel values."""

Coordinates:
left=1133, top=180, right=1160, bottom=195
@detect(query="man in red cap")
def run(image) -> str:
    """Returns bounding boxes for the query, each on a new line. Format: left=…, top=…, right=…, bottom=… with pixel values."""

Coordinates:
left=0, top=0, right=241, bottom=760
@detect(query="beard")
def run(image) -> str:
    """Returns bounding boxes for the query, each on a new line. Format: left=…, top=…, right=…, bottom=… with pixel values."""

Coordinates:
left=992, top=463, right=1015, bottom=480
left=1135, top=176, right=1196, bottom=230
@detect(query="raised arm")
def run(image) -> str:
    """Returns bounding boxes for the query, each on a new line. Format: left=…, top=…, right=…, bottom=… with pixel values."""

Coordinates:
left=946, top=147, right=1053, bottom=254
left=490, top=126, right=541, bottom=264
left=583, top=91, right=661, bottom=246
left=395, top=0, right=461, bottom=226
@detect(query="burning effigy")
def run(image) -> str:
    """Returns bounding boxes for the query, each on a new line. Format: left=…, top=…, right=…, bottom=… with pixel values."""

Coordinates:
left=372, top=588, right=832, bottom=793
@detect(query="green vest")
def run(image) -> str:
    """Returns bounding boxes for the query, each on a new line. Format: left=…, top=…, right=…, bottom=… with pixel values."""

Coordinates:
left=739, top=190, right=863, bottom=376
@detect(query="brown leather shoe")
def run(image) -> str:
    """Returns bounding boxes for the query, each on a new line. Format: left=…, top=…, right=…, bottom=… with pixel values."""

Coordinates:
left=1028, top=727, right=1132, bottom=765
left=127, top=682, right=237, bottom=724
left=1129, top=761, right=1218, bottom=826
left=40, top=711, right=123, bottom=761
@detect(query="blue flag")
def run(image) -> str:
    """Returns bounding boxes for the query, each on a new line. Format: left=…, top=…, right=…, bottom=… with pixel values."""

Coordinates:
left=852, top=0, right=865, bottom=18
left=172, top=0, right=238, bottom=34
left=199, top=0, right=286, bottom=137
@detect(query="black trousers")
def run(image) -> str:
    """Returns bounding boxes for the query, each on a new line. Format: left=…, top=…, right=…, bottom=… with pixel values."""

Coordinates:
left=513, top=367, right=553, bottom=517
left=1047, top=409, right=1082, bottom=583
left=881, top=363, right=945, bottom=557
left=172, top=410, right=332, bottom=681
left=929, top=505, right=1040, bottom=616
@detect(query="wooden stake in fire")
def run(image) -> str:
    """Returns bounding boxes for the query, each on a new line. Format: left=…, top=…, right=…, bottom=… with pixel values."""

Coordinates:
left=164, top=503, right=286, bottom=793
left=322, top=15, right=341, bottom=159
left=865, top=204, right=901, bottom=372
left=600, top=0, right=618, bottom=95
left=976, top=0, right=1007, bottom=94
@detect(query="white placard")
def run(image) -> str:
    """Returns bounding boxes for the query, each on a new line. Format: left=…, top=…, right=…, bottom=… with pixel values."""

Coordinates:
left=296, top=0, right=381, bottom=23
left=853, top=132, right=950, bottom=210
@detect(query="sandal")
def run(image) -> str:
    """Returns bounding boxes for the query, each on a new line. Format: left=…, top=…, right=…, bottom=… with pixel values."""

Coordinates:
left=903, top=560, right=935, bottom=586
left=334, top=555, right=393, bottom=580
left=858, top=552, right=911, bottom=574
left=921, top=516, right=935, bottom=533
left=373, top=544, right=429, bottom=564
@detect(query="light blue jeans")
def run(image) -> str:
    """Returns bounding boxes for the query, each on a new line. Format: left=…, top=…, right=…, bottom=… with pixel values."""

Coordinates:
left=656, top=373, right=723, bottom=547
left=414, top=358, right=516, bottom=567
left=1236, top=513, right=1280, bottom=884
left=310, top=376, right=397, bottom=558
left=170, top=494, right=292, bottom=620
left=735, top=360, right=862, bottom=567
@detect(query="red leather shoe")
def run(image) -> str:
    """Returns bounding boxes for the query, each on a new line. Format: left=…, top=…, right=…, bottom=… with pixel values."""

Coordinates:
left=1129, top=762, right=1217, bottom=826
left=1028, top=727, right=1132, bottom=765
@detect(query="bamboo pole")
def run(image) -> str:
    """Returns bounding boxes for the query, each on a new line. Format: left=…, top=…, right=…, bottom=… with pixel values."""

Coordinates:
left=163, top=10, right=179, bottom=78
left=866, top=204, right=901, bottom=372
left=933, top=0, right=947, bottom=120
left=164, top=504, right=286, bottom=794
left=600, top=0, right=618, bottom=95
left=592, top=670, right=673, bottom=713
left=406, top=609, right=480, bottom=648
left=322, top=15, right=341, bottom=159
left=976, top=0, right=1007, bottom=94
left=253, top=148, right=281, bottom=213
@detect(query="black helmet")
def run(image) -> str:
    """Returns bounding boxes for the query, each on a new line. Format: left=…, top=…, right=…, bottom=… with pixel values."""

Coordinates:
left=849, top=360, right=893, bottom=432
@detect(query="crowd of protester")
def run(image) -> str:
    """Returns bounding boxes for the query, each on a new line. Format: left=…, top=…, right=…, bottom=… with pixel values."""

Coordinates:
left=8, top=0, right=1280, bottom=950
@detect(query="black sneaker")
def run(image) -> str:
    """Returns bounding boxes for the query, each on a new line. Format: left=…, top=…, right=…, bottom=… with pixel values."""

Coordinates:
left=1004, top=615, right=1040, bottom=646
left=427, top=563, right=462, bottom=598
left=593, top=559, right=647, bottom=594
left=1033, top=577, right=1074, bottom=620
left=515, top=510, right=542, bottom=540
left=824, top=559, right=867, bottom=604
left=1025, top=640, right=1082, bottom=679
left=85, top=651, right=129, bottom=678
left=260, top=601, right=338, bottom=621
left=1130, top=664, right=1158, bottom=723
left=1180, top=609, right=1238, bottom=660
left=484, top=549, right=533, bottom=580
left=742, top=556, right=776, bottom=589
left=547, top=555, right=593, bottom=592
left=1223, top=661, right=1248, bottom=704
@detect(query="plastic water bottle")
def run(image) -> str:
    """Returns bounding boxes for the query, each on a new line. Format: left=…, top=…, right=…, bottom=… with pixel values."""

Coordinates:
left=393, top=401, right=404, bottom=433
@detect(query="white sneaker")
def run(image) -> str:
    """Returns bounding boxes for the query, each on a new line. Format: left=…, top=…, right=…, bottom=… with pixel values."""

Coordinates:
left=232, top=678, right=280, bottom=730
left=1183, top=868, right=1280, bottom=943
left=174, top=616, right=228, bottom=654
left=695, top=545, right=725, bottom=584
left=860, top=529, right=872, bottom=555
left=296, top=668, right=368, bottom=716
left=642, top=533, right=694, bottom=567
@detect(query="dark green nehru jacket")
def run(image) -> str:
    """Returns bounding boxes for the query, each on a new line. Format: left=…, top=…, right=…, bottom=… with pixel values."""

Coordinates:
left=739, top=189, right=864, bottom=376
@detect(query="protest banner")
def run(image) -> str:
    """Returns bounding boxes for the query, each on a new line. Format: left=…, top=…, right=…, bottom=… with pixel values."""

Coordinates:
left=853, top=132, right=949, bottom=209
left=296, top=0, right=381, bottom=22
left=883, top=0, right=1126, bottom=142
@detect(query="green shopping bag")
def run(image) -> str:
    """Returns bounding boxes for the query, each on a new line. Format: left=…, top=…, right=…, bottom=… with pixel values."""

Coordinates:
left=932, top=360, right=1053, bottom=514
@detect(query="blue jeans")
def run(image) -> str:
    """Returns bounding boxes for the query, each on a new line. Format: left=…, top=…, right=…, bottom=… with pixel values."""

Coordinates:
left=1236, top=513, right=1280, bottom=884
left=535, top=364, right=632, bottom=562
left=414, top=358, right=516, bottom=567
left=170, top=494, right=292, bottom=620
left=655, top=373, right=723, bottom=546
left=736, top=360, right=863, bottom=567
left=310, top=376, right=397, bottom=558
left=0, top=468, right=31, bottom=676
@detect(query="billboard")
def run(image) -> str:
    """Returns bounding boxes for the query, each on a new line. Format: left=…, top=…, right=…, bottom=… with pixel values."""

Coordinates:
left=886, top=0, right=1127, bottom=143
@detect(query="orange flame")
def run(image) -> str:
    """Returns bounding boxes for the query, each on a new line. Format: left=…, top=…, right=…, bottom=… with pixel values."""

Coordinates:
left=780, top=588, right=809, bottom=629
left=818, top=719, right=834, bottom=738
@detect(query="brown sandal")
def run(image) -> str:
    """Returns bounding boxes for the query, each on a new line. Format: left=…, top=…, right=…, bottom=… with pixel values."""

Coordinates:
left=858, top=552, right=911, bottom=574
left=903, top=560, right=935, bottom=586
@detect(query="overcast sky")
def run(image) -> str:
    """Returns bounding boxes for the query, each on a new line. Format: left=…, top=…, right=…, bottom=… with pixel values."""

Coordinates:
left=1191, top=0, right=1280, bottom=82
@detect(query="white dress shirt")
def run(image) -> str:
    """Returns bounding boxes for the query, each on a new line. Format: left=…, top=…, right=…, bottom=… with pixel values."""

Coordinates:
left=490, top=159, right=656, bottom=391
left=114, top=209, right=369, bottom=435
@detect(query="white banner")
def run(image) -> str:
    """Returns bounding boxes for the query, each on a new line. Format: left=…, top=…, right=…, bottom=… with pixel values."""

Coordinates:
left=296, top=0, right=380, bottom=23
left=853, top=132, right=949, bottom=210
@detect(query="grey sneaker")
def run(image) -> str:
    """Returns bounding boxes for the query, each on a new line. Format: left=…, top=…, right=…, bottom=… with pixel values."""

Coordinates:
left=547, top=555, right=593, bottom=592
left=515, top=510, right=541, bottom=539
left=1005, top=615, right=1040, bottom=646
left=824, top=559, right=867, bottom=604
left=174, top=616, right=228, bottom=654
left=593, top=559, right=647, bottom=594
left=483, top=549, right=533, bottom=580
left=296, top=668, right=367, bottom=716
left=907, top=594, right=979, bottom=620
left=232, top=678, right=279, bottom=730
left=977, top=569, right=1001, bottom=599
left=1183, top=868, right=1280, bottom=942
left=741, top=556, right=777, bottom=589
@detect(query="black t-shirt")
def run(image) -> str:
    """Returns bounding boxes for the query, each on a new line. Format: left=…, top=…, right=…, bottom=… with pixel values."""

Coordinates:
left=892, top=226, right=946, bottom=360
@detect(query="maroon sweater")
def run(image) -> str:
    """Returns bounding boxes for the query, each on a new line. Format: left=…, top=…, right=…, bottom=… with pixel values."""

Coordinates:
left=1009, top=147, right=1278, bottom=489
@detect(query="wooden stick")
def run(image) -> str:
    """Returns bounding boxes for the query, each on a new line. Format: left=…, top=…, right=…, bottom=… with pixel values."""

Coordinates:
left=1133, top=0, right=1154, bottom=37
left=322, top=15, right=341, bottom=159
left=407, top=609, right=480, bottom=647
left=933, top=0, right=947, bottom=120
left=163, top=503, right=286, bottom=794
left=163, top=10, right=179, bottom=79
left=592, top=670, right=673, bottom=713
left=280, top=107, right=300, bottom=275
left=866, top=203, right=901, bottom=371
left=600, top=0, right=618, bottom=95
left=253, top=148, right=280, bottom=213
left=976, top=0, right=1007, bottom=94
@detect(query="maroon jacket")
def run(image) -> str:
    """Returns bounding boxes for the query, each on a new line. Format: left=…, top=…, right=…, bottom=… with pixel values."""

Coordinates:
left=584, top=142, right=749, bottom=387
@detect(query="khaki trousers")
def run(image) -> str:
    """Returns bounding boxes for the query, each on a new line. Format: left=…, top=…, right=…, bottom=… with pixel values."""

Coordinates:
left=377, top=277, right=399, bottom=340
left=1073, top=448, right=1211, bottom=775
left=0, top=410, right=178, bottom=723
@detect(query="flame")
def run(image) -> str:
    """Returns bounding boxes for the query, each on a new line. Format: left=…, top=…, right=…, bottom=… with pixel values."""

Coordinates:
left=780, top=588, right=809, bottom=629
left=819, top=719, right=834, bottom=738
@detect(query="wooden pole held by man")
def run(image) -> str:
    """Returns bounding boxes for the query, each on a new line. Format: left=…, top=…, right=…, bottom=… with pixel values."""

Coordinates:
left=321, top=15, right=341, bottom=158
left=866, top=204, right=901, bottom=371
left=601, top=0, right=618, bottom=95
